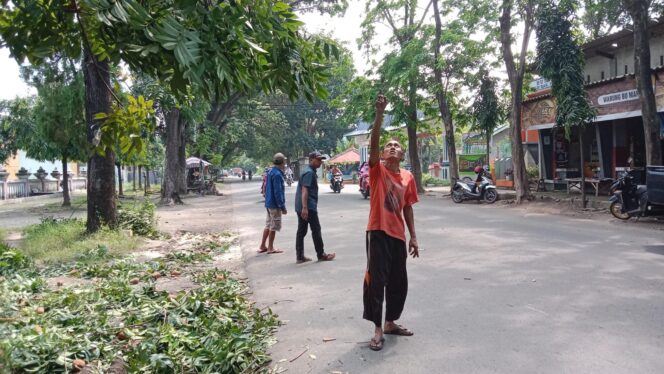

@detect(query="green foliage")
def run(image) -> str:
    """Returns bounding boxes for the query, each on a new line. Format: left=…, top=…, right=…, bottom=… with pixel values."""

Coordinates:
left=94, top=95, right=156, bottom=158
left=117, top=201, right=159, bottom=238
left=0, top=97, right=35, bottom=164
left=21, top=218, right=140, bottom=264
left=536, top=3, right=596, bottom=139
left=334, top=137, right=357, bottom=154
left=0, top=243, right=32, bottom=276
left=471, top=71, right=502, bottom=143
left=0, top=260, right=278, bottom=373
left=421, top=173, right=449, bottom=186
left=526, top=165, right=540, bottom=179
left=0, top=1, right=333, bottom=103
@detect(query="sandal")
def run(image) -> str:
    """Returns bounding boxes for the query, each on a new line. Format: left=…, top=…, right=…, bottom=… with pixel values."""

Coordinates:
left=267, top=249, right=283, bottom=254
left=369, top=336, right=385, bottom=351
left=317, top=253, right=336, bottom=261
left=296, top=257, right=312, bottom=264
left=384, top=325, right=414, bottom=336
left=257, top=248, right=268, bottom=253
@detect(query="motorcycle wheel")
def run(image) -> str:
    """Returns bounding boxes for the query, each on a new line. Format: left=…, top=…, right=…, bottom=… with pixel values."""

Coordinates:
left=452, top=189, right=463, bottom=203
left=610, top=201, right=631, bottom=220
left=362, top=188, right=370, bottom=199
left=484, top=189, right=498, bottom=204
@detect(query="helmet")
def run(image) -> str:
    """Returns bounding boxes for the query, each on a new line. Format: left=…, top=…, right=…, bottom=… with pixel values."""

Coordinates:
left=474, top=165, right=483, bottom=173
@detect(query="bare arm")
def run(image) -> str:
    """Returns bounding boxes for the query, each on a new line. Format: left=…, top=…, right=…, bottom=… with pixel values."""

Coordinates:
left=403, top=205, right=419, bottom=258
left=369, top=95, right=388, bottom=168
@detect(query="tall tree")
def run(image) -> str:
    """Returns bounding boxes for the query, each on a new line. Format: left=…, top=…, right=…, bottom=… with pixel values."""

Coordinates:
left=1, top=0, right=332, bottom=230
left=471, top=70, right=502, bottom=170
left=623, top=0, right=663, bottom=166
left=536, top=1, right=596, bottom=207
left=499, top=0, right=535, bottom=203
left=358, top=0, right=435, bottom=193
left=22, top=62, right=88, bottom=206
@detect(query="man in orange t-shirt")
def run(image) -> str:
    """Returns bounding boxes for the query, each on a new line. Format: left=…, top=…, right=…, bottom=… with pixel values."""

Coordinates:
left=363, top=95, right=419, bottom=352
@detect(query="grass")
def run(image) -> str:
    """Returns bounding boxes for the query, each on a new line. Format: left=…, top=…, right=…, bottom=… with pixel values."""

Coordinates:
left=31, top=194, right=88, bottom=213
left=20, top=218, right=140, bottom=264
left=0, top=227, right=6, bottom=243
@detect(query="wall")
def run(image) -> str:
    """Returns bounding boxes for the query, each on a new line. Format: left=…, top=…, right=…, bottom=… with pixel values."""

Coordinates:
left=583, top=34, right=664, bottom=83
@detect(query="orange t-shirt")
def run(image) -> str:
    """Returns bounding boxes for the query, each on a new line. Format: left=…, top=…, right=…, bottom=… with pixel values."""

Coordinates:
left=366, top=162, right=419, bottom=242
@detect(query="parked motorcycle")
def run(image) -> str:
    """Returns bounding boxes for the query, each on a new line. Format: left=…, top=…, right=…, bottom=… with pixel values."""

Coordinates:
left=451, top=174, right=498, bottom=204
left=330, top=173, right=344, bottom=193
left=609, top=167, right=664, bottom=220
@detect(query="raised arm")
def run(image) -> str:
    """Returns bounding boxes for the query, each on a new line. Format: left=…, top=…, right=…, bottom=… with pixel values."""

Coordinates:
left=369, top=95, right=388, bottom=167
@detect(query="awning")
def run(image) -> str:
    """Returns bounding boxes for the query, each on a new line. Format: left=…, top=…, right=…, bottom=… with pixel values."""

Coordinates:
left=529, top=109, right=643, bottom=130
left=186, top=157, right=212, bottom=168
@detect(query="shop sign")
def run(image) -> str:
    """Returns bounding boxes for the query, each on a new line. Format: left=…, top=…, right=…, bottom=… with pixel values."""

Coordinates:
left=529, top=78, right=552, bottom=91
left=598, top=89, right=639, bottom=105
left=528, top=99, right=556, bottom=125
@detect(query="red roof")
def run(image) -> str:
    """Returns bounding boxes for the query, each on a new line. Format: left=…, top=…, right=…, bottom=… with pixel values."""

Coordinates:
left=328, top=148, right=360, bottom=164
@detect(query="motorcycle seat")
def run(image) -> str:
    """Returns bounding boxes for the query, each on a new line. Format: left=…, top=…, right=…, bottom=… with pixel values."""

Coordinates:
left=636, top=185, right=647, bottom=196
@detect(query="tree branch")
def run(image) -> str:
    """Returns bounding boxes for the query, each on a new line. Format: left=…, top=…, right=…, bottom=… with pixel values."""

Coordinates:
left=415, top=0, right=434, bottom=31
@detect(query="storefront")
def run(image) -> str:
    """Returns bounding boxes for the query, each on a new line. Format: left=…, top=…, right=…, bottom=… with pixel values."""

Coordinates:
left=522, top=69, right=664, bottom=185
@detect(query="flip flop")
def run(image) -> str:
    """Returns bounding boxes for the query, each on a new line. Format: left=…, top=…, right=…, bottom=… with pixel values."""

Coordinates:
left=384, top=325, right=414, bottom=336
left=267, top=249, right=284, bottom=254
left=369, top=336, right=385, bottom=351
left=257, top=248, right=268, bottom=253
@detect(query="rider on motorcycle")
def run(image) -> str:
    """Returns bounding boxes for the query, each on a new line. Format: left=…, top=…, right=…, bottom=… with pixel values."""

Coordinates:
left=471, top=165, right=484, bottom=194
left=329, top=164, right=341, bottom=181
left=359, top=161, right=369, bottom=186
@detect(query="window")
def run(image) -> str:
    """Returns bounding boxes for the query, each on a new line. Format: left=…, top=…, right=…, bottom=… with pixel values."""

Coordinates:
left=587, top=74, right=591, bottom=83
left=625, top=65, right=628, bottom=75
left=601, top=71, right=605, bottom=80
left=660, top=55, right=663, bottom=65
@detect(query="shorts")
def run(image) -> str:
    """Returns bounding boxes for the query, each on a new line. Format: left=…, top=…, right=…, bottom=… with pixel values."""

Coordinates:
left=264, top=208, right=282, bottom=231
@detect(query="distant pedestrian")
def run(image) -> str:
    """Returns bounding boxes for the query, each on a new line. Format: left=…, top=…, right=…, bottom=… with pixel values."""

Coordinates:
left=258, top=153, right=288, bottom=254
left=363, top=95, right=419, bottom=351
left=295, top=151, right=336, bottom=264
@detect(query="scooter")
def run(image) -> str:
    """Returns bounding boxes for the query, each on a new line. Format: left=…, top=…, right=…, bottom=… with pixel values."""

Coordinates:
left=609, top=167, right=664, bottom=220
left=330, top=174, right=344, bottom=193
left=359, top=172, right=370, bottom=199
left=451, top=173, right=498, bottom=204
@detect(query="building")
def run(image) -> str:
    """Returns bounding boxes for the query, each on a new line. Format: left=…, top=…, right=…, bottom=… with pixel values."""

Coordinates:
left=522, top=22, right=664, bottom=186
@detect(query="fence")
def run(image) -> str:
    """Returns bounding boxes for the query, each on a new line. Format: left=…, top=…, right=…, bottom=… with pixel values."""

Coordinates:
left=0, top=177, right=87, bottom=200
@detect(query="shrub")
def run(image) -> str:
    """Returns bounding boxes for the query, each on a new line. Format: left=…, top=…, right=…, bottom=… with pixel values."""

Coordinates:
left=0, top=243, right=32, bottom=275
left=118, top=201, right=158, bottom=237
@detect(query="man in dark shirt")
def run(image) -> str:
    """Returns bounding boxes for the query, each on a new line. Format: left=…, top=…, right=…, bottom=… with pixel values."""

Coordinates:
left=258, top=153, right=287, bottom=254
left=294, top=151, right=336, bottom=264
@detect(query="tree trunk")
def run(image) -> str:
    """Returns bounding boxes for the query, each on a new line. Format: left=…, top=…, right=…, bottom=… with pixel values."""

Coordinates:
left=580, top=129, right=587, bottom=208
left=138, top=165, right=143, bottom=189
left=132, top=166, right=136, bottom=191
left=177, top=119, right=188, bottom=195
left=162, top=108, right=184, bottom=205
left=432, top=0, right=460, bottom=182
left=486, top=135, right=491, bottom=173
left=624, top=0, right=663, bottom=165
left=500, top=0, right=533, bottom=203
left=116, top=163, right=123, bottom=197
left=83, top=50, right=116, bottom=232
left=406, top=83, right=425, bottom=193
left=62, top=157, right=70, bottom=207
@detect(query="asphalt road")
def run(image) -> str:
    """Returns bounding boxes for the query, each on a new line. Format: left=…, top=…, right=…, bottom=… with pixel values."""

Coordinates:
left=228, top=178, right=664, bottom=374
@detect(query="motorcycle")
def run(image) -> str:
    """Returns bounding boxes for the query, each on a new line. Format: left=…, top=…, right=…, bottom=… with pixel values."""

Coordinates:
left=609, top=167, right=664, bottom=220
left=451, top=173, right=498, bottom=204
left=286, top=174, right=293, bottom=187
left=330, top=173, right=344, bottom=193
left=359, top=171, right=370, bottom=199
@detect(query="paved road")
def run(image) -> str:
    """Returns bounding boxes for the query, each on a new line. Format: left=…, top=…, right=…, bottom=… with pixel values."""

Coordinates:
left=228, top=178, right=664, bottom=374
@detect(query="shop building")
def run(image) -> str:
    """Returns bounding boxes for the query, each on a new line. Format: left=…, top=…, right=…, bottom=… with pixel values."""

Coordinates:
left=522, top=23, right=664, bottom=186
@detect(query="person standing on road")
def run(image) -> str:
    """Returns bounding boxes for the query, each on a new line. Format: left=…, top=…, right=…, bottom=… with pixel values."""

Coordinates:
left=295, top=151, right=336, bottom=264
left=363, top=95, right=419, bottom=351
left=258, top=153, right=287, bottom=254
